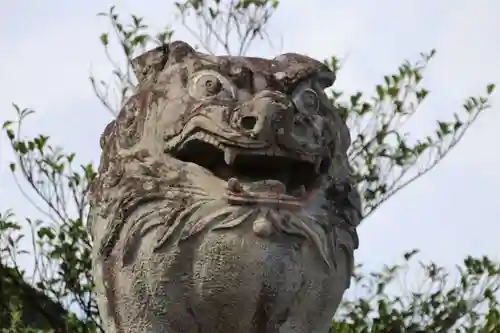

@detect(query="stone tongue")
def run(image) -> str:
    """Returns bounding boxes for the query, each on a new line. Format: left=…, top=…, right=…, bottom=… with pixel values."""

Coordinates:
left=245, top=180, right=287, bottom=194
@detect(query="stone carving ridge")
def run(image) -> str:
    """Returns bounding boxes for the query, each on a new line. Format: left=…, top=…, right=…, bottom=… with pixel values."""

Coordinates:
left=88, top=40, right=361, bottom=333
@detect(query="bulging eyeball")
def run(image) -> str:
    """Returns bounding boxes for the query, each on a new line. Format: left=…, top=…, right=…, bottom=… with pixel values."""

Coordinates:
left=293, top=88, right=320, bottom=113
left=188, top=70, right=236, bottom=100
left=195, top=75, right=223, bottom=96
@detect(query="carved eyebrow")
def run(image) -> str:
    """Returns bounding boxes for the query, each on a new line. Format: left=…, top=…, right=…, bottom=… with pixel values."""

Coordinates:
left=192, top=64, right=224, bottom=73
left=274, top=68, right=334, bottom=94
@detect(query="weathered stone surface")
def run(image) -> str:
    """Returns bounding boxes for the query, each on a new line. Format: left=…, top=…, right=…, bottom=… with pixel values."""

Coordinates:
left=88, top=40, right=361, bottom=333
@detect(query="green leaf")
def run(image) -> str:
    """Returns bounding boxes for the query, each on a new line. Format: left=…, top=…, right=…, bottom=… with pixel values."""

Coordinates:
left=99, top=33, right=109, bottom=46
left=487, top=83, right=496, bottom=94
left=375, top=84, right=385, bottom=99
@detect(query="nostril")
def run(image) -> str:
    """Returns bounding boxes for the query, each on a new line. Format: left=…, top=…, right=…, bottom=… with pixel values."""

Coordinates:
left=240, top=116, right=258, bottom=130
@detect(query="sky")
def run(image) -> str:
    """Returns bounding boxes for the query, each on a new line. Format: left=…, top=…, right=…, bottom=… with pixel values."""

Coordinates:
left=0, top=0, right=499, bottom=285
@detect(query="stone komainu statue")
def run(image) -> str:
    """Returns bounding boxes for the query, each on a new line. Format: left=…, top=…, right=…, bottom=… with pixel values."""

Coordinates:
left=88, top=41, right=362, bottom=333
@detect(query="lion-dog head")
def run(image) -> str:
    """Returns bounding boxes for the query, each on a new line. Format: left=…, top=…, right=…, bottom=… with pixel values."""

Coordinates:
left=88, top=41, right=361, bottom=333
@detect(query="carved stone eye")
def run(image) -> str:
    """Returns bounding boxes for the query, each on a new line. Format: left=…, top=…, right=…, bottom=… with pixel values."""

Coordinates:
left=301, top=89, right=319, bottom=111
left=195, top=74, right=222, bottom=97
left=189, top=71, right=235, bottom=100
left=200, top=75, right=223, bottom=95
left=293, top=88, right=320, bottom=114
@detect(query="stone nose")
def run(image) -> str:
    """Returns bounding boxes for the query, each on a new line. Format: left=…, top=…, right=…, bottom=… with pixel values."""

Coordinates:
left=235, top=91, right=293, bottom=141
left=239, top=115, right=259, bottom=131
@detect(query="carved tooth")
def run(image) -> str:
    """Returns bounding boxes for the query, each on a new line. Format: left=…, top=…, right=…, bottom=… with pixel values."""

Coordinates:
left=227, top=177, right=243, bottom=192
left=205, top=134, right=214, bottom=144
left=314, top=158, right=322, bottom=174
left=293, top=185, right=306, bottom=197
left=224, top=149, right=237, bottom=165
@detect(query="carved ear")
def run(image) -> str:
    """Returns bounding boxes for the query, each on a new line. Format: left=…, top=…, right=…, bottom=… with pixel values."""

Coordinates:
left=132, top=44, right=169, bottom=83
left=131, top=41, right=196, bottom=84
left=315, top=71, right=336, bottom=90
left=166, top=40, right=196, bottom=63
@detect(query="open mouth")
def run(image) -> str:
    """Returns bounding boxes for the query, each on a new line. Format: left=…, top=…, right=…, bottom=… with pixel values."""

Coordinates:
left=171, top=133, right=329, bottom=207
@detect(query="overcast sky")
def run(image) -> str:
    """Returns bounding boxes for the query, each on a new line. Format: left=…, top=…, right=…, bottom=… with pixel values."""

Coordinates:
left=1, top=0, right=499, bottom=281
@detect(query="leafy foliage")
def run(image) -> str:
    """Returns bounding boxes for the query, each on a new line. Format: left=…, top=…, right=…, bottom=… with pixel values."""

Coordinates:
left=1, top=107, right=98, bottom=333
left=0, top=0, right=497, bottom=332
left=333, top=251, right=500, bottom=332
left=326, top=52, right=495, bottom=216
